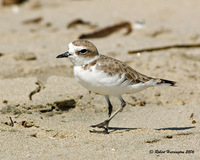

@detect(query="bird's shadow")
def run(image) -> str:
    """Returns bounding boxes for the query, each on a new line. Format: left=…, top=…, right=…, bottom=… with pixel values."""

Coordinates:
left=90, top=127, right=139, bottom=134
left=89, top=126, right=195, bottom=134
left=155, top=126, right=195, bottom=131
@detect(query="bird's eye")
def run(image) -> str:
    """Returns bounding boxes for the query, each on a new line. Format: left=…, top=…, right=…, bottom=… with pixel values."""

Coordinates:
left=79, top=49, right=87, bottom=54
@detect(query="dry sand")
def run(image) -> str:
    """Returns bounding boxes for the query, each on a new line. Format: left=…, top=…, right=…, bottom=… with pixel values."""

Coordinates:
left=0, top=0, right=200, bottom=159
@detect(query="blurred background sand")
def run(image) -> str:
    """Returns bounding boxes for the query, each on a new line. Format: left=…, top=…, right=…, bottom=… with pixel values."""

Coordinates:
left=0, top=0, right=200, bottom=159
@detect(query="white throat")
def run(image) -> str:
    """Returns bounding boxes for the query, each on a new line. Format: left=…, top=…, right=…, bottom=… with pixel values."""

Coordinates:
left=69, top=54, right=100, bottom=66
left=68, top=42, right=100, bottom=66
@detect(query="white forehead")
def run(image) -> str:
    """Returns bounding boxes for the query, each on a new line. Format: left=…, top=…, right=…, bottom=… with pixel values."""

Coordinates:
left=68, top=42, right=86, bottom=53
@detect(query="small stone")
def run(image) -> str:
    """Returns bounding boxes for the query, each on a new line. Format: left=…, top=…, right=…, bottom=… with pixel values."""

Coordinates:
left=45, top=112, right=54, bottom=117
left=157, top=101, right=163, bottom=105
left=137, top=101, right=146, bottom=106
left=30, top=133, right=37, bottom=138
left=155, top=92, right=161, bottom=96
left=60, top=135, right=66, bottom=139
left=181, top=100, right=185, bottom=105
left=45, top=22, right=52, bottom=27
left=131, top=96, right=137, bottom=102
left=2, top=100, right=8, bottom=104
left=192, top=120, right=196, bottom=124
left=26, top=111, right=32, bottom=114
left=22, top=121, right=34, bottom=128
left=54, top=99, right=76, bottom=111
left=13, top=109, right=22, bottom=115
left=145, top=139, right=160, bottom=143
left=190, top=113, right=194, bottom=119
left=164, top=135, right=173, bottom=139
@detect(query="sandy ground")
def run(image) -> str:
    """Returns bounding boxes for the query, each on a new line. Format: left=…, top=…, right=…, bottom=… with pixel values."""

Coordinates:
left=0, top=0, right=200, bottom=159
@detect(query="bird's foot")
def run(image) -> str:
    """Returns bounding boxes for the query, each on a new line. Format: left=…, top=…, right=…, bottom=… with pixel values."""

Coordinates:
left=90, top=119, right=110, bottom=132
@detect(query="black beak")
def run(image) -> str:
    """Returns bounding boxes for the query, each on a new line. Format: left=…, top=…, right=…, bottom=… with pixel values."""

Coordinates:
left=56, top=51, right=70, bottom=58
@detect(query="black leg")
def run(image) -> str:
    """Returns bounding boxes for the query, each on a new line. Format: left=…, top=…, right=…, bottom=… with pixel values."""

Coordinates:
left=90, top=95, right=126, bottom=131
left=118, top=95, right=126, bottom=109
left=105, top=95, right=113, bottom=117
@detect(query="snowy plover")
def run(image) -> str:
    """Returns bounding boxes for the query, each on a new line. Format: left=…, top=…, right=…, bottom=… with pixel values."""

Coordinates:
left=57, top=39, right=176, bottom=131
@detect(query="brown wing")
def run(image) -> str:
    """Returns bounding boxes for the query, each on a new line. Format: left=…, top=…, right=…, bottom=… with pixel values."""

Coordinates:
left=123, top=65, right=154, bottom=84
left=96, top=55, right=154, bottom=85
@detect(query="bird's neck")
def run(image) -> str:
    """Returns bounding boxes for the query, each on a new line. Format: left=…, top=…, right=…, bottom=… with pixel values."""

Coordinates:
left=71, top=54, right=100, bottom=66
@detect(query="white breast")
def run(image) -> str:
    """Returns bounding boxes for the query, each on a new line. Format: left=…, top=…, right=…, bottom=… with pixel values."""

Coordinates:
left=73, top=65, right=134, bottom=96
left=73, top=64, right=155, bottom=96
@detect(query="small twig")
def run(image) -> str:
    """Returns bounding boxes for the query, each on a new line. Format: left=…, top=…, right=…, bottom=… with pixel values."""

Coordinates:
left=29, top=81, right=45, bottom=100
left=67, top=18, right=97, bottom=29
left=9, top=117, right=14, bottom=127
left=22, top=17, right=43, bottom=24
left=15, top=113, right=22, bottom=118
left=128, top=43, right=200, bottom=54
left=79, top=21, right=132, bottom=39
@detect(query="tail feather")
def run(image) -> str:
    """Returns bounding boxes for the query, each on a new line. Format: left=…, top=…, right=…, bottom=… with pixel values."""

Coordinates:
left=156, top=79, right=177, bottom=86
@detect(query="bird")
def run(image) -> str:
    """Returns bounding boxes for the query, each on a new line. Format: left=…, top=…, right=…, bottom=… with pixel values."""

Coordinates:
left=56, top=39, right=176, bottom=132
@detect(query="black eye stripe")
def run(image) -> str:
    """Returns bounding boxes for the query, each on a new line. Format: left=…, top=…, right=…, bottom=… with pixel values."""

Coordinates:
left=79, top=49, right=87, bottom=54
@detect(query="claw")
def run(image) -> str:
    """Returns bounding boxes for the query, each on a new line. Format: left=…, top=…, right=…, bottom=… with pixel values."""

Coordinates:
left=90, top=120, right=110, bottom=130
